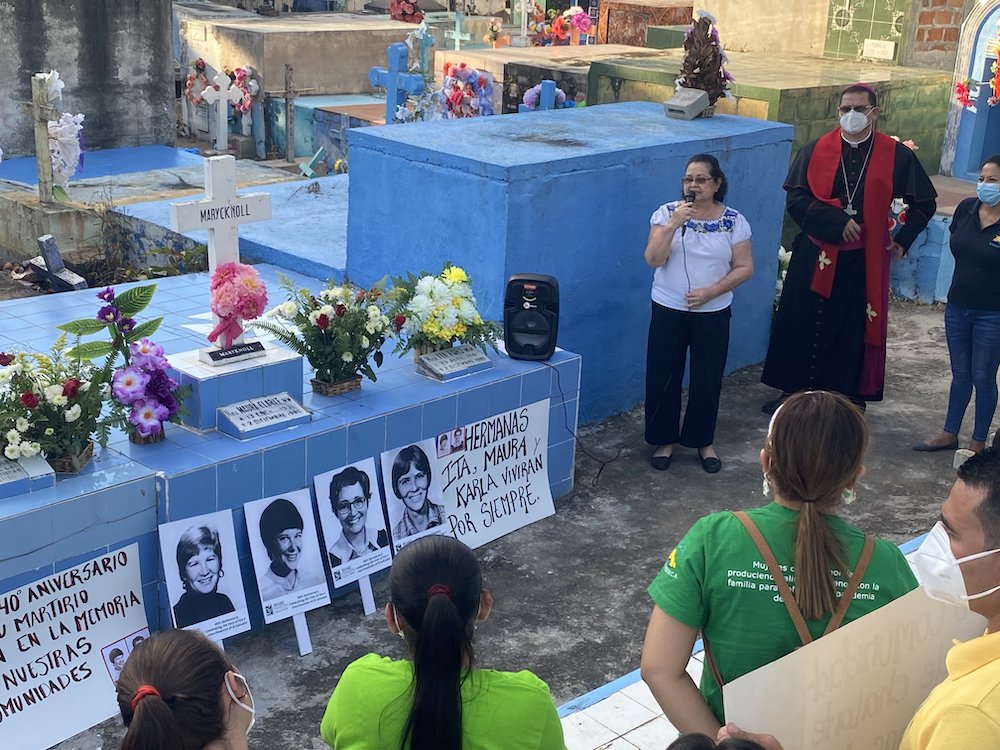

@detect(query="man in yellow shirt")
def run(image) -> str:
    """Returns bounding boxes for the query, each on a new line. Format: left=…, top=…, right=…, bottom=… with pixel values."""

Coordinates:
left=719, top=447, right=1000, bottom=750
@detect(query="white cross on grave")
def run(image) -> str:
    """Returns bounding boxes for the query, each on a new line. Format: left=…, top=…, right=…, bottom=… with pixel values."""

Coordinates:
left=169, top=155, right=271, bottom=275
left=445, top=12, right=473, bottom=51
left=512, top=0, right=532, bottom=46
left=200, top=70, right=244, bottom=151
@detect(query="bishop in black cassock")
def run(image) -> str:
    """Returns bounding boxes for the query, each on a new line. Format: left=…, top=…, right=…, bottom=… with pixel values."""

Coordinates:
left=762, top=94, right=937, bottom=406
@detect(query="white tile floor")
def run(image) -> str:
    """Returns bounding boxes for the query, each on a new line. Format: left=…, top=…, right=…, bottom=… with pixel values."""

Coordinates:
left=559, top=653, right=704, bottom=750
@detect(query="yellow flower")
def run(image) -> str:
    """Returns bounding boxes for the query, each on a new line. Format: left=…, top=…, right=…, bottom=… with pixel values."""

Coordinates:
left=442, top=266, right=469, bottom=284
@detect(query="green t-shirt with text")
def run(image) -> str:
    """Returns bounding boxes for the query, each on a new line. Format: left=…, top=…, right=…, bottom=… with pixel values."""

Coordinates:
left=648, top=502, right=918, bottom=722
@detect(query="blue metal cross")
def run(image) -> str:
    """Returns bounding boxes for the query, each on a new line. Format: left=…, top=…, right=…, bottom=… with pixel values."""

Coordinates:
left=444, top=12, right=472, bottom=51
left=369, top=43, right=426, bottom=124
left=518, top=79, right=557, bottom=112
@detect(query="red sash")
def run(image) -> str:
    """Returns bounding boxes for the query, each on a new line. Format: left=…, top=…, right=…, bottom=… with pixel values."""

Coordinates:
left=806, top=129, right=896, bottom=396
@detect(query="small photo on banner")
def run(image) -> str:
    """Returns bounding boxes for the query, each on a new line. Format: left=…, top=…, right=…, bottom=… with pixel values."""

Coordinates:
left=244, top=488, right=331, bottom=624
left=380, top=439, right=452, bottom=553
left=159, top=510, right=251, bottom=641
left=314, top=457, right=393, bottom=588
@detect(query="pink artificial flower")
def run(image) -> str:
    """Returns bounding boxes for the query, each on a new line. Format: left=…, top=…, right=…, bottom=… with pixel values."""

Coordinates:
left=113, top=366, right=151, bottom=405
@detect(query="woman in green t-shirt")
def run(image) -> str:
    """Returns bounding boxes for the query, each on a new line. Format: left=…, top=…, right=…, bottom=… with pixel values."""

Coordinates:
left=320, top=535, right=566, bottom=750
left=640, top=391, right=917, bottom=738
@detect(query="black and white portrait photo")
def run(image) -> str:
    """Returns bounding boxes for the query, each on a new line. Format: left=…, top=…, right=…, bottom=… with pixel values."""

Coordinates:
left=158, top=510, right=251, bottom=641
left=314, top=458, right=392, bottom=587
left=380, top=440, right=449, bottom=550
left=245, top=488, right=330, bottom=624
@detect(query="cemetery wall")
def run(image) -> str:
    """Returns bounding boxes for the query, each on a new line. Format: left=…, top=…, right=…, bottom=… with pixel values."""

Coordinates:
left=0, top=0, right=175, bottom=158
left=900, top=0, right=969, bottom=70
left=703, top=0, right=827, bottom=55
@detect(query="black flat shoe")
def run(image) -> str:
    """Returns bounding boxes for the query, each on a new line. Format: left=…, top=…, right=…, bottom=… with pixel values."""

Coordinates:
left=651, top=455, right=672, bottom=471
left=913, top=439, right=959, bottom=452
left=699, top=450, right=722, bottom=474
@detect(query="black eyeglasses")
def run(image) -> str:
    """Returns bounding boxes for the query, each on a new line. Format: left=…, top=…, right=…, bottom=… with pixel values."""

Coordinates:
left=838, top=105, right=874, bottom=115
left=682, top=176, right=714, bottom=185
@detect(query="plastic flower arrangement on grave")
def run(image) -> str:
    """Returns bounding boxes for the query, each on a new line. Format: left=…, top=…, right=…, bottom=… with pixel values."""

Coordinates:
left=563, top=6, right=592, bottom=34
left=39, top=70, right=85, bottom=200
left=227, top=67, right=259, bottom=115
left=955, top=79, right=978, bottom=110
left=185, top=59, right=210, bottom=106
left=389, top=0, right=423, bottom=24
left=676, top=11, right=733, bottom=107
left=484, top=18, right=509, bottom=46
left=251, top=275, right=393, bottom=386
left=389, top=264, right=502, bottom=355
left=57, top=284, right=190, bottom=443
left=0, top=335, right=113, bottom=466
left=440, top=63, right=494, bottom=118
left=208, top=262, right=268, bottom=349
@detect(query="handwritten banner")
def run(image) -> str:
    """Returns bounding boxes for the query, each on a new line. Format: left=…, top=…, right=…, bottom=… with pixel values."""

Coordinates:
left=0, top=544, right=148, bottom=750
left=381, top=399, right=555, bottom=551
left=724, top=588, right=986, bottom=750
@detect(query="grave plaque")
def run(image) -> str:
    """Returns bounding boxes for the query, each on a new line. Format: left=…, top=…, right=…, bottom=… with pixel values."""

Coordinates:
left=0, top=457, right=29, bottom=483
left=217, top=392, right=310, bottom=439
left=416, top=343, right=493, bottom=381
left=201, top=339, right=267, bottom=366
left=0, top=453, right=55, bottom=499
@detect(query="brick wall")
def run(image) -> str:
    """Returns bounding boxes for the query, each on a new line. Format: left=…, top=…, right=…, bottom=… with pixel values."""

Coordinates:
left=901, top=0, right=970, bottom=70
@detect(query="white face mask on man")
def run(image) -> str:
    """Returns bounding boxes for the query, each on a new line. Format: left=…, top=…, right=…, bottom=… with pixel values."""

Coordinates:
left=839, top=108, right=871, bottom=135
left=911, top=522, right=1000, bottom=608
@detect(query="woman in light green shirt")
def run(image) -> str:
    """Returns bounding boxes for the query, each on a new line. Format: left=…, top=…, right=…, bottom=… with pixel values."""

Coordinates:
left=320, top=536, right=566, bottom=750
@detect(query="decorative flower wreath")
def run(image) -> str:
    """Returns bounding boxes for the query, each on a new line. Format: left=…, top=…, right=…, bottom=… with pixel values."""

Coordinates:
left=440, top=63, right=494, bottom=118
left=521, top=82, right=577, bottom=110
left=230, top=67, right=260, bottom=114
left=185, top=58, right=209, bottom=106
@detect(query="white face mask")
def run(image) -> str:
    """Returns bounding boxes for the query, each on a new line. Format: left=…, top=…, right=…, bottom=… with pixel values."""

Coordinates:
left=225, top=672, right=256, bottom=735
left=839, top=109, right=870, bottom=136
left=911, top=522, right=1000, bottom=609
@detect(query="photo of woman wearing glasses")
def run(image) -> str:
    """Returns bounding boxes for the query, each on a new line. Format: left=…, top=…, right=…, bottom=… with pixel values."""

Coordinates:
left=643, top=153, right=753, bottom=476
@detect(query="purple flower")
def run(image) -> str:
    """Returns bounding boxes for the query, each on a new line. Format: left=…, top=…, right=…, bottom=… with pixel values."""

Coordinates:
left=129, top=339, right=166, bottom=370
left=119, top=317, right=137, bottom=333
left=146, top=368, right=177, bottom=401
left=97, top=287, right=115, bottom=302
left=112, top=366, right=150, bottom=405
left=97, top=305, right=121, bottom=324
left=130, top=399, right=169, bottom=437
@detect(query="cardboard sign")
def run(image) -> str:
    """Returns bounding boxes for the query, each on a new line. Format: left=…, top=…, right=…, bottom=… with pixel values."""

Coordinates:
left=314, top=458, right=393, bottom=588
left=0, top=544, right=148, bottom=750
left=159, top=510, right=251, bottom=641
left=724, top=588, right=987, bottom=750
left=245, top=488, right=331, bottom=624
left=381, top=399, right=555, bottom=552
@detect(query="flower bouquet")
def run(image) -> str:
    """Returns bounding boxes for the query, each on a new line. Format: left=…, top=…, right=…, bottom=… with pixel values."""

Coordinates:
left=251, top=275, right=394, bottom=396
left=389, top=0, right=423, bottom=24
left=0, top=336, right=111, bottom=472
left=209, top=262, right=268, bottom=350
left=58, top=284, right=189, bottom=444
left=389, top=264, right=501, bottom=360
left=483, top=18, right=510, bottom=48
left=441, top=63, right=494, bottom=118
left=562, top=6, right=591, bottom=43
left=676, top=11, right=733, bottom=112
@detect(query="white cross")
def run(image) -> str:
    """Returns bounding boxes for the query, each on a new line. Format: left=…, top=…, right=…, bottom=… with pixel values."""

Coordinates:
left=169, top=155, right=271, bottom=275
left=200, top=71, right=244, bottom=151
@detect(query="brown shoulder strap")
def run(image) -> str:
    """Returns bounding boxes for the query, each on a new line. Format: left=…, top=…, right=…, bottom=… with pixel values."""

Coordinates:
left=732, top=511, right=813, bottom=647
left=823, top=534, right=876, bottom=636
left=703, top=635, right=725, bottom=689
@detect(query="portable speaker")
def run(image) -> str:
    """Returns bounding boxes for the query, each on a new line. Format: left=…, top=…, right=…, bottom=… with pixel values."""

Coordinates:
left=503, top=274, right=559, bottom=361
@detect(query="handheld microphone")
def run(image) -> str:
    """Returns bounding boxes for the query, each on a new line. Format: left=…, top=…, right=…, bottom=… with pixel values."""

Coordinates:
left=681, top=192, right=695, bottom=235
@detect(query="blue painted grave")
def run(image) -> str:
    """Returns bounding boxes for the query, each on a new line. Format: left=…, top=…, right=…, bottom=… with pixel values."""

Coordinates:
left=345, top=102, right=793, bottom=422
left=368, top=43, right=426, bottom=126
left=0, top=266, right=580, bottom=633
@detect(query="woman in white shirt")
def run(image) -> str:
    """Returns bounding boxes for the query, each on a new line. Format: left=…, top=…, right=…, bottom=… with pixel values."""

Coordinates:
left=643, top=154, right=753, bottom=473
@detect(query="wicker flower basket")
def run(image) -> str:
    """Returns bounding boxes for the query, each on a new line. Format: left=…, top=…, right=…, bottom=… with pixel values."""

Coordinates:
left=311, top=375, right=362, bottom=396
left=47, top=441, right=95, bottom=474
left=129, top=425, right=166, bottom=445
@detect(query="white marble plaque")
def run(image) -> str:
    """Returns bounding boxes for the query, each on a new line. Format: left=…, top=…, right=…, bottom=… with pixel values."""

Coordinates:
left=417, top=343, right=493, bottom=381
left=218, top=392, right=309, bottom=434
left=0, top=457, right=29, bottom=484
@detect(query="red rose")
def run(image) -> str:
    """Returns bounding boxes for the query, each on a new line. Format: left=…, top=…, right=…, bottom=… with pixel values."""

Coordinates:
left=62, top=378, right=81, bottom=398
left=335, top=303, right=347, bottom=318
left=316, top=314, right=330, bottom=330
left=394, top=314, right=406, bottom=332
left=0, top=353, right=13, bottom=366
left=20, top=391, right=38, bottom=408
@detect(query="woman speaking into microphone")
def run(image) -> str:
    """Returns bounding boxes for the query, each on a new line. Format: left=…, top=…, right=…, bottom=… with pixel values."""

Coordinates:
left=643, top=154, right=753, bottom=473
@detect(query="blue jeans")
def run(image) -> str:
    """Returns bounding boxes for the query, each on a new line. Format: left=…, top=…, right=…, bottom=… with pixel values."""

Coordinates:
left=944, top=303, right=1000, bottom=441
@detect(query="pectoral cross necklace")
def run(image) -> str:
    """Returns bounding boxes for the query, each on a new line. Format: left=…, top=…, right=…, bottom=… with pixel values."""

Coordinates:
left=840, top=137, right=874, bottom=217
